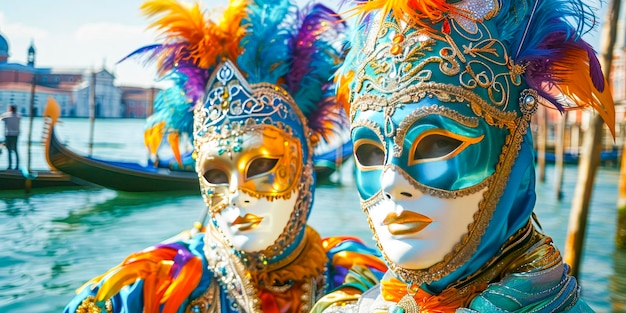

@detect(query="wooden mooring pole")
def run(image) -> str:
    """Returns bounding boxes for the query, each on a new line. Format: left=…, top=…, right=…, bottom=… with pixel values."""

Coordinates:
left=564, top=0, right=619, bottom=276
left=618, top=146, right=626, bottom=248
left=555, top=113, right=566, bottom=200
left=564, top=115, right=604, bottom=278
left=537, top=106, right=547, bottom=183
left=88, top=71, right=96, bottom=157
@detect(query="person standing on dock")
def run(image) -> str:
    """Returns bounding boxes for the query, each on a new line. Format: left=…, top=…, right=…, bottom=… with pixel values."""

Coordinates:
left=63, top=1, right=385, bottom=313
left=313, top=0, right=615, bottom=312
left=0, top=104, right=20, bottom=170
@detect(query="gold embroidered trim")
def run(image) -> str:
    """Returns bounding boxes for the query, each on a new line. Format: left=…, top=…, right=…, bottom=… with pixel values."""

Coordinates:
left=202, top=226, right=327, bottom=313
left=360, top=190, right=385, bottom=211
left=75, top=296, right=112, bottom=313
left=185, top=278, right=221, bottom=313
left=444, top=221, right=565, bottom=296
left=351, top=18, right=522, bottom=110
left=352, top=83, right=517, bottom=129
left=253, top=227, right=327, bottom=284
left=204, top=227, right=263, bottom=312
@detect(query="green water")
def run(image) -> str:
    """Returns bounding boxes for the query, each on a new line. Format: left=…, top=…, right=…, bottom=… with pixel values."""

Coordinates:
left=0, top=118, right=625, bottom=312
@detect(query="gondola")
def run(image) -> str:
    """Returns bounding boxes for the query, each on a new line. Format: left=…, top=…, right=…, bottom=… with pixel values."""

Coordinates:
left=0, top=168, right=86, bottom=191
left=313, top=139, right=353, bottom=185
left=42, top=100, right=200, bottom=193
left=42, top=99, right=354, bottom=192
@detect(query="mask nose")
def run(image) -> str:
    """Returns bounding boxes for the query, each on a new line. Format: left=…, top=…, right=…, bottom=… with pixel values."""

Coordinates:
left=381, top=166, right=421, bottom=202
left=228, top=188, right=256, bottom=209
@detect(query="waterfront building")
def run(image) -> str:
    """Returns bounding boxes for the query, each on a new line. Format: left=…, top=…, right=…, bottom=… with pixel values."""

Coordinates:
left=0, top=33, right=158, bottom=118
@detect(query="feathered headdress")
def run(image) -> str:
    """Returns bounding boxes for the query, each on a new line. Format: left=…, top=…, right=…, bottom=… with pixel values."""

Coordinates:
left=122, top=0, right=349, bottom=154
left=338, top=0, right=614, bottom=134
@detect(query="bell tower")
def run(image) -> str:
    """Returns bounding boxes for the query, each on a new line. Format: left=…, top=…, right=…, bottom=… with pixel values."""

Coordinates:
left=27, top=40, right=35, bottom=67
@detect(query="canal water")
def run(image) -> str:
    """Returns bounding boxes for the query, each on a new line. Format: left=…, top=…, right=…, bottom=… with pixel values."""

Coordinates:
left=0, top=118, right=625, bottom=312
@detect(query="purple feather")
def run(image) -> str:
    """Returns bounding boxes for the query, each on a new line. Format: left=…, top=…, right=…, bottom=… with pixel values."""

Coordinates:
left=173, top=61, right=210, bottom=105
left=332, top=266, right=350, bottom=287
left=287, top=4, right=341, bottom=95
left=285, top=3, right=349, bottom=145
left=155, top=243, right=196, bottom=279
left=584, top=42, right=605, bottom=92
left=118, top=40, right=209, bottom=106
left=307, top=83, right=350, bottom=141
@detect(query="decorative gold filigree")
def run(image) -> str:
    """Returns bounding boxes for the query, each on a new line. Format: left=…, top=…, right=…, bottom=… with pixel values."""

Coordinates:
left=351, top=15, right=525, bottom=116
left=352, top=83, right=517, bottom=129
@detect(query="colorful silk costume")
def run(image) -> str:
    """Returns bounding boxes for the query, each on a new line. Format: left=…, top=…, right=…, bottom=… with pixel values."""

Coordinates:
left=313, top=0, right=615, bottom=312
left=63, top=0, right=385, bottom=312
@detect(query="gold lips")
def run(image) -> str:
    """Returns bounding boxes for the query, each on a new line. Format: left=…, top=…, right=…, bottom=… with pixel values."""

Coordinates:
left=383, top=211, right=432, bottom=236
left=232, top=214, right=264, bottom=231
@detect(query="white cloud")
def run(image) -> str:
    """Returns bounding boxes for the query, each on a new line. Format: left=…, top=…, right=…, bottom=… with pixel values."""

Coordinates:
left=0, top=11, right=49, bottom=60
left=74, top=22, right=152, bottom=42
left=0, top=12, right=48, bottom=39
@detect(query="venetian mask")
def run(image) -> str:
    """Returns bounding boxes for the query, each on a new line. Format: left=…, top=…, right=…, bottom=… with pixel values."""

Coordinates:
left=353, top=99, right=497, bottom=269
left=342, top=0, right=614, bottom=290
left=194, top=60, right=314, bottom=263
left=345, top=3, right=540, bottom=287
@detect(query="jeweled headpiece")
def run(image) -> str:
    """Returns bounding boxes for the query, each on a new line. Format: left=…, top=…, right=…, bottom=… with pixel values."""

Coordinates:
left=339, top=0, right=615, bottom=289
left=125, top=0, right=347, bottom=268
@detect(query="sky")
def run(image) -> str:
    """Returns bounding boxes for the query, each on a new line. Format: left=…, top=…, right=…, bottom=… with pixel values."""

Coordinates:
left=0, top=1, right=610, bottom=88
left=0, top=0, right=339, bottom=88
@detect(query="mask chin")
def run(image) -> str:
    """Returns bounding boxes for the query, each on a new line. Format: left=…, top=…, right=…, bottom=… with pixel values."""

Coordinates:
left=368, top=182, right=489, bottom=270
left=214, top=190, right=300, bottom=253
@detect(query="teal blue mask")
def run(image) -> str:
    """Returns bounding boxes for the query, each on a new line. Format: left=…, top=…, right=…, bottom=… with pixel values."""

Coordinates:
left=344, top=8, right=539, bottom=289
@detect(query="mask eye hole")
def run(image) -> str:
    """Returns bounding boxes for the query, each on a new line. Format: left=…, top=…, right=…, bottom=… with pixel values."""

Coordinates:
left=410, top=130, right=483, bottom=165
left=247, top=157, right=279, bottom=179
left=203, top=169, right=229, bottom=185
left=354, top=140, right=385, bottom=168
left=414, top=134, right=462, bottom=160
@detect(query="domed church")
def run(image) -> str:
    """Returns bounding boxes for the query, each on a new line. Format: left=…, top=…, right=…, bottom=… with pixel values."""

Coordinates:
left=0, top=32, right=156, bottom=118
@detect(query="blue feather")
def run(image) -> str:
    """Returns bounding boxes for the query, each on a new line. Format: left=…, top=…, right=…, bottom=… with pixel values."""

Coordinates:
left=289, top=4, right=347, bottom=116
left=146, top=73, right=194, bottom=141
left=496, top=0, right=597, bottom=62
left=117, top=44, right=163, bottom=64
left=237, top=0, right=295, bottom=84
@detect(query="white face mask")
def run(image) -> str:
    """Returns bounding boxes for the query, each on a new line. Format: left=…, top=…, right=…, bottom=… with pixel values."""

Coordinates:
left=368, top=166, right=487, bottom=269
left=213, top=191, right=298, bottom=252
left=197, top=129, right=303, bottom=253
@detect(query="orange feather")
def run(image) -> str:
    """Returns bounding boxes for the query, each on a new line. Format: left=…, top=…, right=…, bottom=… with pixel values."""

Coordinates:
left=550, top=49, right=616, bottom=137
left=161, top=257, right=203, bottom=313
left=78, top=245, right=204, bottom=313
left=166, top=132, right=182, bottom=167
left=343, top=0, right=466, bottom=31
left=145, top=121, right=166, bottom=156
left=141, top=0, right=248, bottom=69
left=332, top=251, right=388, bottom=273
left=335, top=71, right=354, bottom=118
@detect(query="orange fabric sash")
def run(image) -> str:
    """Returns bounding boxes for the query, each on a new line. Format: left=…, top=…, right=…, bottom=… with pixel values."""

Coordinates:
left=258, top=288, right=281, bottom=313
left=381, top=278, right=484, bottom=313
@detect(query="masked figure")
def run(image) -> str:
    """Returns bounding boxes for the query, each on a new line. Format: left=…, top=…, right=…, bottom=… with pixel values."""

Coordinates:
left=313, top=0, right=615, bottom=312
left=64, top=1, right=386, bottom=313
